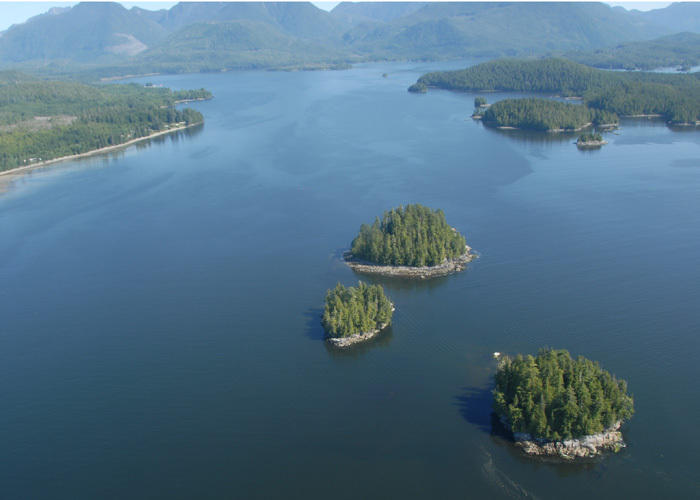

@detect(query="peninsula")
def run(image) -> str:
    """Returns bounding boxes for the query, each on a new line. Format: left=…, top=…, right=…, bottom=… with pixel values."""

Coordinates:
left=493, top=349, right=634, bottom=459
left=0, top=72, right=211, bottom=173
left=345, top=204, right=475, bottom=278
left=322, top=282, right=394, bottom=347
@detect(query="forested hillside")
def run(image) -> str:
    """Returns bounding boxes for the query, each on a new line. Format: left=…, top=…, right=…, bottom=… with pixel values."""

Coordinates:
left=0, top=74, right=209, bottom=171
left=1, top=2, right=698, bottom=78
left=567, top=32, right=700, bottom=71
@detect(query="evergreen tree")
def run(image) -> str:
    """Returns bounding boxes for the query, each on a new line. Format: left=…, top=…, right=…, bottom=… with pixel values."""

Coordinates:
left=493, top=349, right=634, bottom=440
left=350, top=204, right=468, bottom=267
left=322, top=282, right=394, bottom=338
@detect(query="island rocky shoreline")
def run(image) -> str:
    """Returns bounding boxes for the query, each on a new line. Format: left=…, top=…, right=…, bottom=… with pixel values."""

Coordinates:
left=510, top=421, right=625, bottom=460
left=343, top=246, right=475, bottom=279
left=576, top=139, right=608, bottom=148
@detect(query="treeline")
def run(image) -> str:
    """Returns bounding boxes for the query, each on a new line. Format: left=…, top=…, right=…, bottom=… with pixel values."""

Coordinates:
left=494, top=349, right=634, bottom=440
left=412, top=58, right=700, bottom=124
left=567, top=32, right=700, bottom=71
left=322, top=282, right=394, bottom=338
left=172, top=88, right=213, bottom=102
left=350, top=204, right=467, bottom=267
left=0, top=75, right=209, bottom=171
left=482, top=98, right=615, bottom=131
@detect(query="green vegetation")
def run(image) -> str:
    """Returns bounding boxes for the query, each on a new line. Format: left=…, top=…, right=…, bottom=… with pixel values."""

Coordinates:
left=322, top=282, right=394, bottom=338
left=474, top=96, right=487, bottom=107
left=482, top=98, right=600, bottom=131
left=3, top=2, right=690, bottom=80
left=350, top=204, right=467, bottom=267
left=413, top=58, right=700, bottom=125
left=0, top=74, right=209, bottom=172
left=408, top=82, right=427, bottom=94
left=567, top=32, right=700, bottom=71
left=577, top=132, right=604, bottom=144
left=494, top=349, right=634, bottom=440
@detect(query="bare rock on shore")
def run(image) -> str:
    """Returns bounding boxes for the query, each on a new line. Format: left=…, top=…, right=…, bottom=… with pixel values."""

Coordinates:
left=344, top=246, right=476, bottom=279
left=513, top=422, right=625, bottom=460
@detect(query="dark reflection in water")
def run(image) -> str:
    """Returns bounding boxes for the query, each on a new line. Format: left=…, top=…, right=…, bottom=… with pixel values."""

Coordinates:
left=482, top=124, right=580, bottom=145
left=304, top=307, right=326, bottom=341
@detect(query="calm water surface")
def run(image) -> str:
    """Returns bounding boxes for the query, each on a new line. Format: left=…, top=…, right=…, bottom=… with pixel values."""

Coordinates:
left=1, top=62, right=699, bottom=499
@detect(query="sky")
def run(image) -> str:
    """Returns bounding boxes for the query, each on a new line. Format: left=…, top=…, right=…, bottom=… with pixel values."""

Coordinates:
left=0, top=1, right=674, bottom=32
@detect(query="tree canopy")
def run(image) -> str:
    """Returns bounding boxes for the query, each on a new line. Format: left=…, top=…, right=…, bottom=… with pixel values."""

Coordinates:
left=494, top=349, right=634, bottom=440
left=322, top=282, right=393, bottom=338
left=482, top=98, right=601, bottom=131
left=0, top=75, right=209, bottom=171
left=350, top=204, right=467, bottom=267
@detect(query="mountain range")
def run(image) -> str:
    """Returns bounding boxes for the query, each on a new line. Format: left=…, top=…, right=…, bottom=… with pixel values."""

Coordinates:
left=0, top=2, right=698, bottom=77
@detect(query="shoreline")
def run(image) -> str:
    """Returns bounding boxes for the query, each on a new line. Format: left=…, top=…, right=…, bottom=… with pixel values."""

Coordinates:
left=576, top=140, right=608, bottom=148
left=0, top=122, right=201, bottom=178
left=344, top=246, right=475, bottom=279
left=491, top=122, right=593, bottom=133
left=512, top=421, right=625, bottom=460
left=173, top=97, right=212, bottom=105
left=326, top=305, right=395, bottom=348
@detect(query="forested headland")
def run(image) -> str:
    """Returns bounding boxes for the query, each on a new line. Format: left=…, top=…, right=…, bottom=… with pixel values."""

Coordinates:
left=0, top=72, right=210, bottom=172
left=322, top=282, right=394, bottom=340
left=349, top=204, right=468, bottom=267
left=482, top=98, right=616, bottom=132
left=494, top=349, right=634, bottom=441
left=411, top=58, right=700, bottom=125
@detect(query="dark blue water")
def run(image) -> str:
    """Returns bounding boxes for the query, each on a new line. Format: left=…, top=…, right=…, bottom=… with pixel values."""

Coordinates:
left=1, top=62, right=699, bottom=499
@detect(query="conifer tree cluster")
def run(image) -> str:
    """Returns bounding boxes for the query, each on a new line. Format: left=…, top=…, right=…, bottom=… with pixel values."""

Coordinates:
left=350, top=204, right=467, bottom=267
left=577, top=132, right=604, bottom=144
left=494, top=349, right=634, bottom=440
left=322, top=282, right=393, bottom=338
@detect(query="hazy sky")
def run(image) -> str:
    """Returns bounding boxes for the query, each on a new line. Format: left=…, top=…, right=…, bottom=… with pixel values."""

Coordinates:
left=0, top=1, right=674, bottom=32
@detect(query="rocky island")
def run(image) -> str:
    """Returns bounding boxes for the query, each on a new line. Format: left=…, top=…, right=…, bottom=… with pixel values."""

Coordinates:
left=322, top=282, right=394, bottom=347
left=576, top=132, right=608, bottom=148
left=345, top=204, right=475, bottom=279
left=493, top=349, right=634, bottom=460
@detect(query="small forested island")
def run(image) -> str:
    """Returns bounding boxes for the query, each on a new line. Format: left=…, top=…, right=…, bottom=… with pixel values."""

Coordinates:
left=322, top=282, right=394, bottom=347
left=482, top=98, right=617, bottom=132
left=410, top=58, right=700, bottom=126
left=576, top=132, right=607, bottom=148
left=345, top=204, right=474, bottom=278
left=0, top=71, right=211, bottom=173
left=494, top=349, right=634, bottom=459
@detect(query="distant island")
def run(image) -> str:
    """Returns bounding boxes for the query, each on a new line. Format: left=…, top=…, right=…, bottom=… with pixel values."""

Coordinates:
left=410, top=58, right=700, bottom=126
left=0, top=72, right=211, bottom=174
left=494, top=349, right=634, bottom=459
left=576, top=132, right=607, bottom=148
left=345, top=204, right=474, bottom=278
left=322, top=282, right=394, bottom=347
left=480, top=98, right=617, bottom=132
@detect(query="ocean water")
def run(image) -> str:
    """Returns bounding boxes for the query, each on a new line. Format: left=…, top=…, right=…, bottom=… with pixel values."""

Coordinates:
left=1, top=62, right=699, bottom=499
